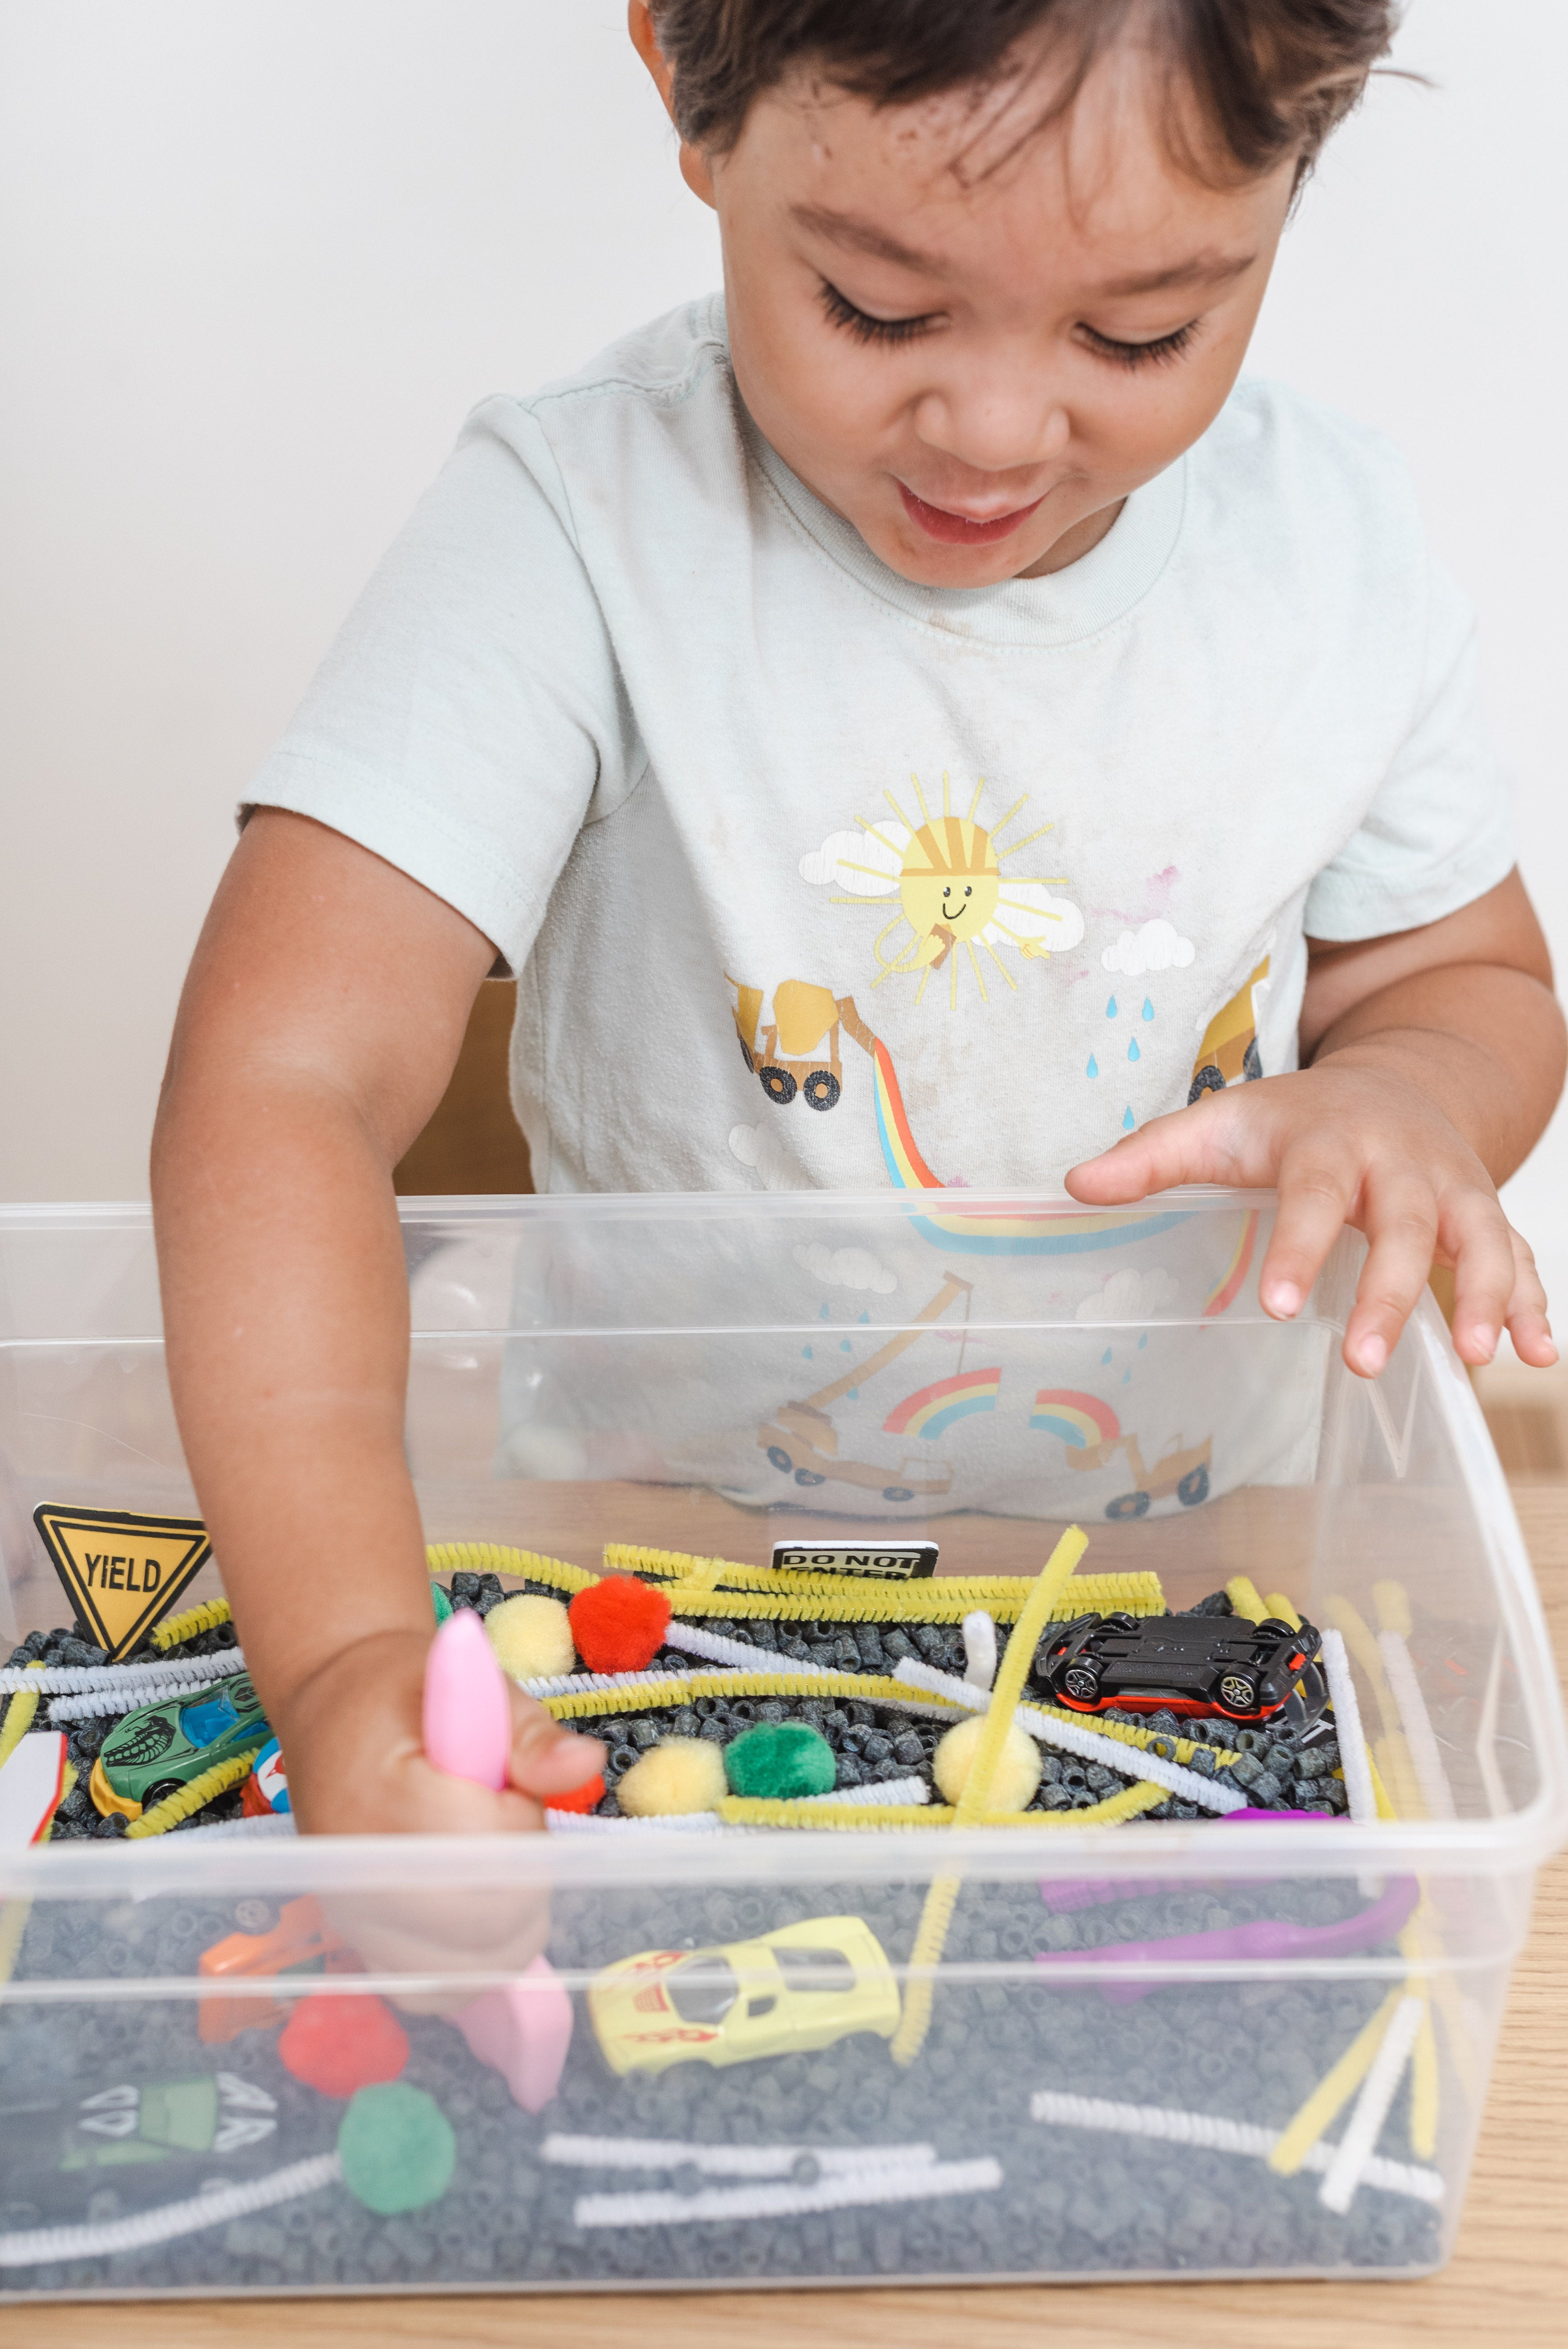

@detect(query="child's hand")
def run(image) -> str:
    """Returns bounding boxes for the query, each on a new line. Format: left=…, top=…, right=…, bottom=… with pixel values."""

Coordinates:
left=277, top=1628, right=604, bottom=1839
left=1066, top=1058, right=1555, bottom=1378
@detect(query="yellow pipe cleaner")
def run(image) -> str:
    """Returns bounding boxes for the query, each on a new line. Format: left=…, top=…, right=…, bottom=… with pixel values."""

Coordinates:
left=1224, top=1575, right=1270, bottom=1625
left=0, top=1659, right=46, bottom=1771
left=426, top=1542, right=597, bottom=1594
left=1267, top=1986, right=1405, bottom=2174
left=151, top=1598, right=233, bottom=1651
left=125, top=1746, right=263, bottom=1840
left=540, top=1669, right=940, bottom=1722
left=719, top=1784, right=1167, bottom=1832
left=1262, top=1590, right=1302, bottom=1629
left=607, top=1543, right=1165, bottom=1618
left=892, top=1528, right=1097, bottom=2069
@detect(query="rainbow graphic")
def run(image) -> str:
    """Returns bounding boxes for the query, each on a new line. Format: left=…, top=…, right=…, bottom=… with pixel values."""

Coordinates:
left=1203, top=1208, right=1260, bottom=1318
left=870, top=1032, right=1192, bottom=1254
left=1030, top=1389, right=1121, bottom=1449
left=882, top=1367, right=1002, bottom=1442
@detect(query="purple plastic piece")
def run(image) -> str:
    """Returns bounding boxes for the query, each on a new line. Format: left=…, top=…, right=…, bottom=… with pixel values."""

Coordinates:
left=1035, top=1876, right=1419, bottom=2002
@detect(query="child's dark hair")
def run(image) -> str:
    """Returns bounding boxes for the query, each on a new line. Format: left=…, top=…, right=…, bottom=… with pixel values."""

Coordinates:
left=647, top=0, right=1402, bottom=182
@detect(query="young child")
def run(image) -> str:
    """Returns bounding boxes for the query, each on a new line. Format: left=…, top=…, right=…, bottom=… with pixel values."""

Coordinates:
left=151, top=0, right=1564, bottom=1844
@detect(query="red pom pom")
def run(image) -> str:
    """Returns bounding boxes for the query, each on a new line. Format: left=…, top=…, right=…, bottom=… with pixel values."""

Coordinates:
left=543, top=1772, right=605, bottom=1814
left=567, top=1576, right=672, bottom=1674
left=278, top=1992, right=409, bottom=2098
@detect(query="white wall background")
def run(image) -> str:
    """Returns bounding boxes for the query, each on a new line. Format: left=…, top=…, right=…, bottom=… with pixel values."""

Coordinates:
left=2, top=0, right=1564, bottom=1306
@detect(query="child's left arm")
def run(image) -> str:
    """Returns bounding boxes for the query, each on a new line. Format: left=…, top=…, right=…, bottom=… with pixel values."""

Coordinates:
left=1066, top=869, right=1566, bottom=1376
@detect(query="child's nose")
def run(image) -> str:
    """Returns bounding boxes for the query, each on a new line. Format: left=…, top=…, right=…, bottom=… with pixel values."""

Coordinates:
left=912, top=378, right=1071, bottom=481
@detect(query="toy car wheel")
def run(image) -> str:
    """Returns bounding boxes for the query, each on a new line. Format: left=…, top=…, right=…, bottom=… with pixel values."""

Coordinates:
left=758, top=1065, right=797, bottom=1105
left=1176, top=1464, right=1210, bottom=1507
left=793, top=1468, right=827, bottom=1487
left=882, top=1485, right=914, bottom=1503
left=802, top=1070, right=841, bottom=1112
left=1106, top=1491, right=1151, bottom=1520
left=1218, top=1671, right=1260, bottom=1715
left=1186, top=1065, right=1225, bottom=1104
left=738, top=1035, right=754, bottom=1073
left=1062, top=1664, right=1101, bottom=1702
left=766, top=1445, right=793, bottom=1474
left=1242, top=1038, right=1262, bottom=1082
left=140, top=1779, right=185, bottom=1812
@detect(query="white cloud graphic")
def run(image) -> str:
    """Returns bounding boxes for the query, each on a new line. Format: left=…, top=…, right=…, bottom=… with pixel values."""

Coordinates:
left=798, top=825, right=907, bottom=895
left=792, top=1241, right=897, bottom=1295
left=1101, top=919, right=1195, bottom=977
left=728, top=1121, right=806, bottom=1191
left=1075, top=1265, right=1179, bottom=1323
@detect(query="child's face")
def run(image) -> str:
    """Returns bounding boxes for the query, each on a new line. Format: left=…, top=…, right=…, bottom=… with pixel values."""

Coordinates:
left=674, top=35, right=1296, bottom=587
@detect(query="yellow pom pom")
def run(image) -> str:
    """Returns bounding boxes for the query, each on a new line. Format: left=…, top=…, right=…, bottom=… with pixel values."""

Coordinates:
left=485, top=1593, right=576, bottom=1682
left=933, top=1714, right=1041, bottom=1812
left=616, top=1738, right=728, bottom=1818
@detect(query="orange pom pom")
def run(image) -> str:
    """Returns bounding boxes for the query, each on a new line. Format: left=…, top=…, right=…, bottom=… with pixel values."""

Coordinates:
left=567, top=1576, right=672, bottom=1674
left=279, top=1992, right=408, bottom=2098
left=543, top=1772, right=605, bottom=1815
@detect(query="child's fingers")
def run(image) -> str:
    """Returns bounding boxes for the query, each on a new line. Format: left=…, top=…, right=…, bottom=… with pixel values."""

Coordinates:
left=1444, top=1190, right=1529, bottom=1366
left=1256, top=1151, right=1357, bottom=1322
left=1341, top=1170, right=1440, bottom=1377
left=1502, top=1228, right=1557, bottom=1368
left=1065, top=1100, right=1245, bottom=1203
left=506, top=1691, right=605, bottom=1797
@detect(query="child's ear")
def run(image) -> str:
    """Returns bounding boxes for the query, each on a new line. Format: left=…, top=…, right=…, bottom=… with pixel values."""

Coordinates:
left=627, top=1, right=716, bottom=209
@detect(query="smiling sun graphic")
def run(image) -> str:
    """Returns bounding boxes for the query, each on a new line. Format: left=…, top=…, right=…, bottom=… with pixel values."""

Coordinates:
left=800, top=776, right=1085, bottom=1008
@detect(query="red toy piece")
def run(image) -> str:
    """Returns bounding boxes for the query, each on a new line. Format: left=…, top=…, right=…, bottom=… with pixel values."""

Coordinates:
left=567, top=1576, right=671, bottom=1674
left=278, top=1991, right=409, bottom=2097
left=544, top=1772, right=605, bottom=1815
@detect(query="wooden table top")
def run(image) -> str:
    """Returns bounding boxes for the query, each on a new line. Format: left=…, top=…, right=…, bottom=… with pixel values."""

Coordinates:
left=5, top=1489, right=1564, bottom=2349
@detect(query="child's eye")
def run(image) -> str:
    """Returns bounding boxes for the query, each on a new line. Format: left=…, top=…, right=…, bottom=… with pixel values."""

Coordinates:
left=1078, top=321, right=1200, bottom=371
left=819, top=280, right=940, bottom=347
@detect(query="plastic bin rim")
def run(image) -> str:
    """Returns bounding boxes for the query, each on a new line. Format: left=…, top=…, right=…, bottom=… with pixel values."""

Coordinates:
left=0, top=1186, right=1280, bottom=1230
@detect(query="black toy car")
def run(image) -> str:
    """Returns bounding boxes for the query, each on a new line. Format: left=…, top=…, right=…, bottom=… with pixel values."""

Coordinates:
left=1037, top=1611, right=1326, bottom=1728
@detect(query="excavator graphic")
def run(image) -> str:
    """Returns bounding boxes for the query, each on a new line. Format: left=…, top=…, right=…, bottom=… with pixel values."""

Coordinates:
left=758, top=1271, right=974, bottom=1504
left=1066, top=1430, right=1213, bottom=1520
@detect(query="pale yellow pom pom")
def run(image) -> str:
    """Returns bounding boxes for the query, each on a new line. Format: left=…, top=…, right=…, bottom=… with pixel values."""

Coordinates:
left=932, top=1714, right=1041, bottom=1812
left=617, top=1737, right=728, bottom=1818
left=485, top=1593, right=576, bottom=1682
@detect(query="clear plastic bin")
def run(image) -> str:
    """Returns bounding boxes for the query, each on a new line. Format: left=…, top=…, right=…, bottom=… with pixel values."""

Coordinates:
left=0, top=1190, right=1563, bottom=2301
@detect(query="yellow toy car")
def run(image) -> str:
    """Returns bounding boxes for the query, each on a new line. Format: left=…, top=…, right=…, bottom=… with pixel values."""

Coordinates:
left=589, top=1914, right=901, bottom=2075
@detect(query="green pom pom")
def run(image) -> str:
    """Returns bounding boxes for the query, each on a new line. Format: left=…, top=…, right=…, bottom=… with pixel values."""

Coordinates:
left=724, top=1721, right=836, bottom=1801
left=337, top=2082, right=456, bottom=2215
left=431, top=1581, right=452, bottom=1625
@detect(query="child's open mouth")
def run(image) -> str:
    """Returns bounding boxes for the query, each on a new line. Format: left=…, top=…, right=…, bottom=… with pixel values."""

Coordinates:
left=897, top=482, right=1045, bottom=545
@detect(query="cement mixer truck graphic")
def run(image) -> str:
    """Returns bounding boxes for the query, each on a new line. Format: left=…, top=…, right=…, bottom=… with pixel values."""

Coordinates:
left=729, top=978, right=882, bottom=1112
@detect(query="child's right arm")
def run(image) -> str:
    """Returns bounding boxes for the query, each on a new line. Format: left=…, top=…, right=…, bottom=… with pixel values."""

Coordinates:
left=150, top=805, right=605, bottom=1839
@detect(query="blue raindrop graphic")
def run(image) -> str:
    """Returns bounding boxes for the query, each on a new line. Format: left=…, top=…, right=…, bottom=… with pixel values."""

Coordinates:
left=1128, top=1037, right=1141, bottom=1063
left=1101, top=1347, right=1113, bottom=1366
left=1121, top=1369, right=1131, bottom=1385
left=1106, top=995, right=1118, bottom=1018
left=1137, top=1333, right=1148, bottom=1350
left=1086, top=1053, right=1099, bottom=1079
left=1142, top=996, right=1154, bottom=1021
left=858, top=1310, right=870, bottom=1324
left=1122, top=1107, right=1135, bottom=1132
left=847, top=1388, right=859, bottom=1401
left=840, top=1339, right=853, bottom=1353
left=818, top=1303, right=830, bottom=1320
left=802, top=1346, right=813, bottom=1360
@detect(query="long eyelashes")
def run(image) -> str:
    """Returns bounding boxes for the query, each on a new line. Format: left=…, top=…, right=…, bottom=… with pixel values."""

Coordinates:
left=1078, top=321, right=1200, bottom=371
left=819, top=279, right=1202, bottom=373
left=818, top=280, right=939, bottom=346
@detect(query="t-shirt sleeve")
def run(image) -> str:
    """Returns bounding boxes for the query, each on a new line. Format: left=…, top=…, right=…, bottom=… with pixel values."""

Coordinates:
left=244, top=398, right=639, bottom=975
left=1303, top=556, right=1515, bottom=941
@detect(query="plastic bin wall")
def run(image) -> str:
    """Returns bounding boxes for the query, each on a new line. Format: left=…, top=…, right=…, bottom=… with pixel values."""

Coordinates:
left=0, top=1192, right=1564, bottom=2300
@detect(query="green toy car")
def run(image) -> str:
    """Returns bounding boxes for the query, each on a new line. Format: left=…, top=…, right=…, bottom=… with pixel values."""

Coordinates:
left=90, top=1672, right=270, bottom=1820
